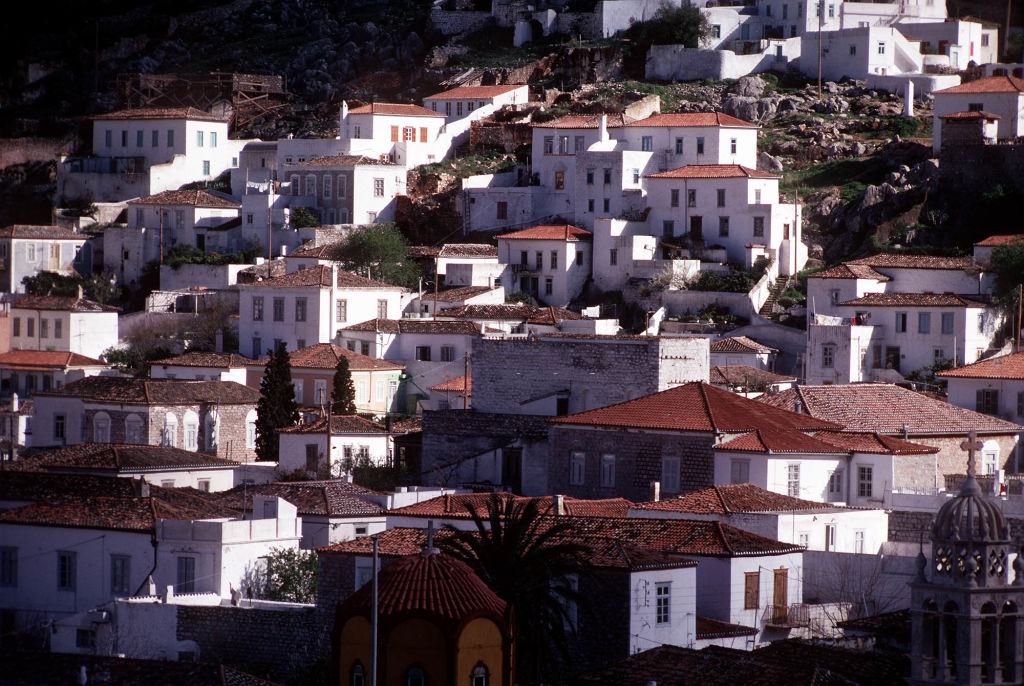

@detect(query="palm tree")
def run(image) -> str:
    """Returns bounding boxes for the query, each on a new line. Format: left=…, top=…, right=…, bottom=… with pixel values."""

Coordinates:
left=439, top=494, right=593, bottom=684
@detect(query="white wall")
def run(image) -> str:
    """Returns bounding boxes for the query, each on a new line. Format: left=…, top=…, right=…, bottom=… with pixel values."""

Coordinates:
left=277, top=431, right=391, bottom=474
left=629, top=566, right=698, bottom=652
left=10, top=308, right=118, bottom=359
left=933, top=91, right=1024, bottom=151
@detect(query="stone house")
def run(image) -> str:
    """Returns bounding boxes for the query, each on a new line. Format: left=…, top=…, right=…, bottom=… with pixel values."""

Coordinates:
left=933, top=75, right=1024, bottom=151
left=496, top=224, right=592, bottom=306
left=31, top=377, right=261, bottom=463
left=6, top=294, right=119, bottom=360
left=0, top=224, right=89, bottom=294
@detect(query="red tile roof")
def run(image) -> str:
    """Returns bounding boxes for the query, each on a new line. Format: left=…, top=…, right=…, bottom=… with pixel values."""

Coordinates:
left=838, top=292, right=988, bottom=307
left=94, top=107, right=229, bottom=122
left=436, top=303, right=583, bottom=323
left=8, top=294, right=119, bottom=312
left=0, top=225, right=87, bottom=240
left=0, top=350, right=105, bottom=369
left=342, top=318, right=482, bottom=335
left=935, top=75, right=1024, bottom=94
left=646, top=165, right=778, bottom=180
left=634, top=484, right=839, bottom=514
left=937, top=351, right=1024, bottom=380
left=709, top=365, right=795, bottom=387
left=347, top=102, right=445, bottom=117
left=550, top=382, right=839, bottom=434
left=389, top=492, right=632, bottom=519
left=976, top=234, right=1024, bottom=247
left=696, top=616, right=759, bottom=639
left=0, top=471, right=140, bottom=502
left=343, top=550, right=507, bottom=620
left=430, top=375, right=471, bottom=394
left=760, top=384, right=1022, bottom=435
left=710, top=336, right=776, bottom=354
left=287, top=241, right=344, bottom=259
left=624, top=112, right=757, bottom=128
left=715, top=427, right=849, bottom=454
left=940, top=110, right=1001, bottom=120
left=253, top=342, right=402, bottom=371
left=495, top=224, right=591, bottom=241
left=278, top=414, right=388, bottom=434
left=532, top=113, right=635, bottom=129
left=846, top=253, right=972, bottom=270
left=151, top=351, right=254, bottom=368
left=425, top=84, right=526, bottom=100
left=42, top=377, right=259, bottom=404
left=422, top=285, right=499, bottom=303
left=290, top=155, right=396, bottom=167
left=129, top=189, right=240, bottom=208
left=244, top=264, right=402, bottom=290
left=437, top=243, right=498, bottom=258
left=810, top=263, right=891, bottom=281
left=216, top=480, right=383, bottom=517
left=23, top=444, right=239, bottom=472
left=811, top=431, right=940, bottom=455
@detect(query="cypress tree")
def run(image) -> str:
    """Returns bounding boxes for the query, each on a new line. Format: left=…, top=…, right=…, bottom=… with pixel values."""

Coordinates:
left=255, top=341, right=299, bottom=461
left=331, top=355, right=357, bottom=415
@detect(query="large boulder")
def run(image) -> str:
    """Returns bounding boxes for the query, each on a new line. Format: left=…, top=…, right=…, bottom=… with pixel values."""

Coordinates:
left=730, top=75, right=766, bottom=99
left=757, top=151, right=784, bottom=173
left=721, top=95, right=777, bottom=122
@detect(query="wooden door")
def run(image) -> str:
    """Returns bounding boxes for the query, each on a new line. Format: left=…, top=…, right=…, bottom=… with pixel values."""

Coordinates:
left=773, top=568, right=788, bottom=608
left=689, top=216, right=702, bottom=239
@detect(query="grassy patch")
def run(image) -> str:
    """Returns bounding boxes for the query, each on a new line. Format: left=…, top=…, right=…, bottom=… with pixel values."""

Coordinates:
left=782, top=157, right=888, bottom=198
left=417, top=151, right=516, bottom=179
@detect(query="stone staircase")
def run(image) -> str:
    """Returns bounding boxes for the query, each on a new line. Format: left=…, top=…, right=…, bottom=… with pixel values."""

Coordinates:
left=759, top=276, right=792, bottom=318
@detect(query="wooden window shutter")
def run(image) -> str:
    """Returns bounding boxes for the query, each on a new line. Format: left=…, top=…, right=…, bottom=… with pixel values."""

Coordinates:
left=390, top=126, right=399, bottom=142
left=744, top=572, right=759, bottom=609
left=420, top=127, right=428, bottom=142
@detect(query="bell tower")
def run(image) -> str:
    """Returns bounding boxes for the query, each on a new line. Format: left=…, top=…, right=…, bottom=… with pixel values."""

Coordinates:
left=910, top=431, right=1024, bottom=685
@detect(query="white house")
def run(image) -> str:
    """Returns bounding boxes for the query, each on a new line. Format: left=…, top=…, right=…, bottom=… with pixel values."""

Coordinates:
left=422, top=84, right=529, bottom=123
left=277, top=414, right=392, bottom=476
left=237, top=264, right=405, bottom=358
left=933, top=76, right=1024, bottom=151
left=938, top=351, right=1024, bottom=425
left=496, top=224, right=592, bottom=306
left=149, top=351, right=253, bottom=384
left=798, top=26, right=923, bottom=82
left=281, top=154, right=407, bottom=225
left=709, top=365, right=795, bottom=397
left=710, top=336, right=777, bottom=369
left=0, top=225, right=90, bottom=294
left=6, top=294, right=119, bottom=360
left=897, top=18, right=999, bottom=69
left=410, top=284, right=505, bottom=317
left=0, top=350, right=110, bottom=401
left=436, top=243, right=502, bottom=287
left=338, top=102, right=448, bottom=168
left=58, top=107, right=250, bottom=203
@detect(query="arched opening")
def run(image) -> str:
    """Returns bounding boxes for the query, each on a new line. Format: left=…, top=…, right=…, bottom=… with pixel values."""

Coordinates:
left=183, top=410, right=199, bottom=452
left=124, top=413, right=143, bottom=444
left=1002, top=601, right=1018, bottom=681
left=93, top=411, right=111, bottom=443
left=350, top=661, right=365, bottom=686
left=922, top=599, right=939, bottom=678
left=944, top=600, right=960, bottom=678
left=163, top=412, right=178, bottom=448
left=981, top=601, right=997, bottom=683
left=405, top=665, right=427, bottom=686
left=470, top=662, right=489, bottom=686
left=204, top=413, right=218, bottom=452
left=245, top=409, right=258, bottom=450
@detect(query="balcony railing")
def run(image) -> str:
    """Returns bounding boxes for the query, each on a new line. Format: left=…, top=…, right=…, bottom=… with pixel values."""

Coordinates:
left=762, top=603, right=810, bottom=629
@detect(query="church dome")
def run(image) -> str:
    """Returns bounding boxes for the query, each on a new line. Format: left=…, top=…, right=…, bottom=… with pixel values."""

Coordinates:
left=932, top=472, right=1009, bottom=544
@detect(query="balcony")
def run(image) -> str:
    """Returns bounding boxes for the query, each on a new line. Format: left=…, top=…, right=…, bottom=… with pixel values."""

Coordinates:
left=510, top=263, right=541, bottom=274
left=762, top=603, right=810, bottom=629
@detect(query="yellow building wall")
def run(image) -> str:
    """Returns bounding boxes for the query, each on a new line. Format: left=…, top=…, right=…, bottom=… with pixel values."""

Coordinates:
left=338, top=616, right=372, bottom=684
left=385, top=618, right=448, bottom=686
left=456, top=617, right=506, bottom=686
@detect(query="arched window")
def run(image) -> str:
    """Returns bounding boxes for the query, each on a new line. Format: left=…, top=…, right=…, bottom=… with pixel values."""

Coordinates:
left=163, top=412, right=178, bottom=448
left=93, top=411, right=111, bottom=443
left=124, top=414, right=144, bottom=444
left=183, top=410, right=199, bottom=452
left=204, top=413, right=218, bottom=451
left=405, top=665, right=427, bottom=686
left=350, top=662, right=365, bottom=686
left=470, top=662, right=489, bottom=686
left=305, top=174, right=316, bottom=197
left=245, top=409, right=258, bottom=450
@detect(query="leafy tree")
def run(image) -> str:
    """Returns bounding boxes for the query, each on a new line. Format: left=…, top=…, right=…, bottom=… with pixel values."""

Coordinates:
left=290, top=207, right=320, bottom=229
left=22, top=271, right=81, bottom=296
left=255, top=341, right=299, bottom=461
left=331, top=356, right=357, bottom=415
left=260, top=547, right=317, bottom=603
left=623, top=3, right=710, bottom=48
left=990, top=241, right=1024, bottom=303
left=440, top=494, right=593, bottom=683
left=336, top=223, right=422, bottom=288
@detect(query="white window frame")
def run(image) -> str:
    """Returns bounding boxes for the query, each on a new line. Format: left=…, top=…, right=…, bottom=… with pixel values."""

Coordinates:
left=661, top=455, right=681, bottom=493
left=600, top=454, right=615, bottom=488
left=569, top=452, right=585, bottom=486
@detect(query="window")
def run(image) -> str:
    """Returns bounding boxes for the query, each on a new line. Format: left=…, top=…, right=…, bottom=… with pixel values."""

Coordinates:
left=76, top=629, right=96, bottom=650
left=93, top=412, right=111, bottom=443
left=305, top=444, right=320, bottom=472
left=196, top=131, right=204, bottom=147
left=825, top=524, right=837, bottom=551
left=471, top=663, right=489, bottom=686
left=753, top=216, right=765, bottom=237
left=40, top=319, right=48, bottom=339
left=197, top=479, right=210, bottom=492
left=717, top=189, right=726, bottom=207
left=603, top=168, right=612, bottom=184
left=27, top=244, right=36, bottom=262
left=895, top=312, right=907, bottom=333
left=983, top=451, right=998, bottom=475
left=535, top=251, right=543, bottom=269
left=696, top=137, right=705, bottom=155
left=176, top=557, right=196, bottom=593
left=26, top=318, right=34, bottom=338
left=718, top=216, right=729, bottom=237
left=54, top=318, right=63, bottom=339
left=641, top=135, right=653, bottom=152
left=854, top=530, right=865, bottom=554
left=167, top=129, right=174, bottom=147
left=557, top=135, right=569, bottom=154
left=549, top=250, right=558, bottom=269
left=877, top=41, right=885, bottom=55
left=857, top=465, right=873, bottom=498
left=136, top=130, right=144, bottom=147
left=587, top=199, right=594, bottom=212
left=361, top=342, right=370, bottom=356
left=58, top=551, right=76, bottom=590
left=295, top=297, right=307, bottom=322
left=609, top=248, right=618, bottom=266
left=712, top=23, right=721, bottom=38
left=440, top=345, right=456, bottom=362
left=600, top=454, right=615, bottom=488
left=730, top=138, right=737, bottom=154
left=373, top=178, right=384, bottom=197
left=977, top=389, right=999, bottom=415
left=544, top=277, right=553, bottom=296
left=574, top=136, right=585, bottom=152
left=543, top=136, right=554, bottom=154
left=586, top=168, right=594, bottom=185
left=918, top=312, right=931, bottom=334
left=674, top=137, right=684, bottom=154
left=569, top=452, right=585, bottom=485
left=293, top=379, right=304, bottom=404
left=941, top=312, right=954, bottom=334
left=744, top=572, right=760, bottom=609
left=982, top=33, right=990, bottom=47
left=246, top=410, right=257, bottom=449
left=670, top=189, right=680, bottom=207
left=663, top=220, right=674, bottom=237
left=782, top=4, right=788, bottom=18
left=54, top=413, right=66, bottom=442
left=405, top=666, right=427, bottom=686
left=415, top=346, right=432, bottom=361
left=163, top=413, right=178, bottom=448
left=184, top=413, right=199, bottom=451
left=252, top=337, right=262, bottom=358
left=602, top=198, right=610, bottom=212
left=496, top=201, right=507, bottom=220
left=105, top=130, right=112, bottom=148
left=730, top=459, right=750, bottom=484
left=376, top=299, right=389, bottom=319
left=0, top=547, right=17, bottom=587
left=273, top=297, right=285, bottom=322
left=850, top=44, right=857, bottom=56
left=828, top=469, right=843, bottom=497
left=661, top=455, right=681, bottom=493
left=315, top=379, right=328, bottom=405
left=632, top=168, right=640, bottom=184
left=111, top=555, right=130, bottom=594
left=798, top=532, right=809, bottom=548
left=655, top=582, right=671, bottom=625
left=336, top=299, right=348, bottom=323
left=252, top=296, right=264, bottom=321
left=754, top=188, right=762, bottom=204
left=821, top=343, right=835, bottom=368
left=1018, top=391, right=1024, bottom=418
left=787, top=464, right=800, bottom=497
left=554, top=171, right=565, bottom=190
left=121, top=130, right=127, bottom=146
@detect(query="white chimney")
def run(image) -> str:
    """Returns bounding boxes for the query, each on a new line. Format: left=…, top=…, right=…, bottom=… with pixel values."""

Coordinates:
left=10, top=393, right=18, bottom=413
left=553, top=494, right=566, bottom=515
left=215, top=329, right=224, bottom=353
left=650, top=481, right=661, bottom=502
left=340, top=100, right=349, bottom=137
left=903, top=80, right=915, bottom=117
left=598, top=114, right=609, bottom=143
left=164, top=585, right=175, bottom=602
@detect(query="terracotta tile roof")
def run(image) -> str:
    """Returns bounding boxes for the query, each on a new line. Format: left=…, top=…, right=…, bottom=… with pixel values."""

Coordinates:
left=347, top=102, right=445, bottom=118
left=940, top=110, right=1000, bottom=120
left=0, top=224, right=87, bottom=240
left=342, top=318, right=482, bottom=335
left=935, top=75, right=1024, bottom=94
left=0, top=471, right=139, bottom=503
left=287, top=241, right=344, bottom=259
left=846, top=253, right=973, bottom=270
left=422, top=285, right=498, bottom=303
left=496, top=224, right=591, bottom=241
left=151, top=351, right=254, bottom=368
left=709, top=365, right=795, bottom=387
left=252, top=342, right=402, bottom=371
left=320, top=526, right=430, bottom=556
left=625, top=111, right=757, bottom=128
left=407, top=245, right=442, bottom=259
left=237, top=259, right=287, bottom=283
left=551, top=382, right=838, bottom=434
left=435, top=303, right=582, bottom=323
left=25, top=444, right=240, bottom=472
left=634, top=484, right=841, bottom=514
left=42, top=377, right=259, bottom=405
left=128, top=189, right=240, bottom=208
left=278, top=414, right=388, bottom=434
left=760, top=384, right=1022, bottom=435
left=0, top=350, right=105, bottom=369
left=646, top=164, right=778, bottom=179
left=244, top=264, right=402, bottom=290
left=810, top=263, right=891, bottom=281
left=94, top=106, right=229, bottom=122
left=937, top=351, right=1024, bottom=380
left=696, top=616, right=759, bottom=639
left=437, top=243, right=498, bottom=258
left=715, top=427, right=849, bottom=454
left=710, top=336, right=777, bottom=354
left=579, top=537, right=697, bottom=571
left=7, top=294, right=119, bottom=312
left=425, top=84, right=526, bottom=100
left=388, top=492, right=632, bottom=519
left=343, top=550, right=507, bottom=620
left=430, top=375, right=471, bottom=393
left=532, top=113, right=635, bottom=129
left=975, top=234, right=1024, bottom=246
left=810, top=431, right=939, bottom=455
left=528, top=306, right=584, bottom=324
left=290, top=154, right=396, bottom=167
left=838, top=292, right=988, bottom=307
left=216, top=480, right=383, bottom=517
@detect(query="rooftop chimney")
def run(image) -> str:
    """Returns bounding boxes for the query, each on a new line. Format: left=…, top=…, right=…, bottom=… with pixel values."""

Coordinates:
left=650, top=481, right=661, bottom=502
left=902, top=423, right=910, bottom=439
left=215, top=329, right=224, bottom=353
left=10, top=393, right=18, bottom=413
left=134, top=476, right=150, bottom=498
left=553, top=494, right=566, bottom=515
left=598, top=114, right=609, bottom=143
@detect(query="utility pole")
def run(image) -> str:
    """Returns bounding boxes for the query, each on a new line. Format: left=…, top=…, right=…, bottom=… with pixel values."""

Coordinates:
left=158, top=210, right=164, bottom=264
left=817, top=0, right=824, bottom=99
left=463, top=352, right=470, bottom=410
left=1007, top=0, right=1014, bottom=62
left=370, top=535, right=379, bottom=686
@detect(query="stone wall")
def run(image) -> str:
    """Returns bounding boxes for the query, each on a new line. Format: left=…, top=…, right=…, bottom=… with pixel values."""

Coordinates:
left=548, top=425, right=715, bottom=501
left=176, top=604, right=324, bottom=682
left=0, top=137, right=76, bottom=168
left=470, top=121, right=533, bottom=153
left=646, top=45, right=788, bottom=82
left=939, top=144, right=1024, bottom=199
left=430, top=9, right=494, bottom=36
